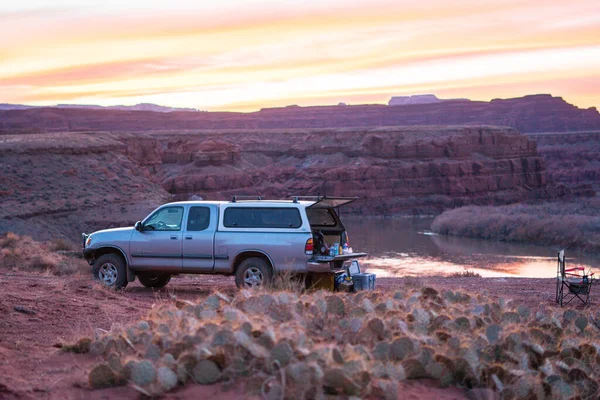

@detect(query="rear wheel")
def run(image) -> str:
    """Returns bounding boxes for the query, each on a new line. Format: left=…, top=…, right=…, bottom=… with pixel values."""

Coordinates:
left=92, top=253, right=128, bottom=290
left=137, top=273, right=171, bottom=288
left=235, top=257, right=272, bottom=289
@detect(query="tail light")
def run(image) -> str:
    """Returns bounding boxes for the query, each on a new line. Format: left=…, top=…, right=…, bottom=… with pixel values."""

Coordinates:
left=305, top=238, right=313, bottom=255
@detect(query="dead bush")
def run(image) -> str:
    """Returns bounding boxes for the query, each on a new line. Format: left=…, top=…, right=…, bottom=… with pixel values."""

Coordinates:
left=432, top=199, right=600, bottom=252
left=0, top=232, right=89, bottom=276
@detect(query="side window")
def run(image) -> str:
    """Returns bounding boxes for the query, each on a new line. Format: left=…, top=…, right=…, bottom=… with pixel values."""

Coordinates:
left=223, top=207, right=302, bottom=228
left=143, top=206, right=184, bottom=231
left=187, top=206, right=210, bottom=231
left=306, top=208, right=337, bottom=226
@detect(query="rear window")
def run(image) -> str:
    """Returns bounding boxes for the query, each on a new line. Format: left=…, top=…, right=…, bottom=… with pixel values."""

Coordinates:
left=306, top=208, right=337, bottom=226
left=224, top=207, right=302, bottom=228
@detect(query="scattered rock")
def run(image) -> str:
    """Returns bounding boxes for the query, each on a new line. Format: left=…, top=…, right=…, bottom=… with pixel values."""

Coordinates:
left=13, top=306, right=35, bottom=315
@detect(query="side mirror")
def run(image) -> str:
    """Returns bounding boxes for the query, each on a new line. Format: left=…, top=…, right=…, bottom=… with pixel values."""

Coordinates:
left=134, top=221, right=143, bottom=232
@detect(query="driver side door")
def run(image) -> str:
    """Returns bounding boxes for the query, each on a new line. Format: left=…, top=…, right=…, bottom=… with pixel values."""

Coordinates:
left=129, top=205, right=184, bottom=270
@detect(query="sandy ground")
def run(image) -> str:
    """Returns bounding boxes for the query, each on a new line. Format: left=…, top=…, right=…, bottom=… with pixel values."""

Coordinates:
left=0, top=272, right=569, bottom=399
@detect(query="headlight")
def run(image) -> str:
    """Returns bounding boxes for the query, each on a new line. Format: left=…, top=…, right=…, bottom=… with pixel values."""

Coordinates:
left=86, top=235, right=93, bottom=247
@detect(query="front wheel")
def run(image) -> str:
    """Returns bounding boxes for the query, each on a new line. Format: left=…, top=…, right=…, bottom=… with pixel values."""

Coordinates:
left=137, top=273, right=171, bottom=288
left=92, top=254, right=128, bottom=290
left=235, top=258, right=272, bottom=289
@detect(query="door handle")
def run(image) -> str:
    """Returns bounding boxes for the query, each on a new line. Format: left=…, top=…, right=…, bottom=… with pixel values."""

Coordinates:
left=185, top=235, right=193, bottom=240
left=170, top=235, right=178, bottom=240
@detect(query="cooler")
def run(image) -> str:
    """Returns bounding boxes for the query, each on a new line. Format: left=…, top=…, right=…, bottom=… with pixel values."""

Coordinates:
left=352, top=273, right=376, bottom=291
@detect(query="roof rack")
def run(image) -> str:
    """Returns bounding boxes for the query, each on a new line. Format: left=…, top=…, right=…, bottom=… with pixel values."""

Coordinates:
left=230, top=195, right=264, bottom=203
left=289, top=195, right=323, bottom=203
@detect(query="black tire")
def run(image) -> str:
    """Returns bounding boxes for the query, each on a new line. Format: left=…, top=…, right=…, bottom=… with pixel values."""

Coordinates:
left=92, top=253, right=128, bottom=290
left=138, top=273, right=171, bottom=288
left=235, top=257, right=272, bottom=289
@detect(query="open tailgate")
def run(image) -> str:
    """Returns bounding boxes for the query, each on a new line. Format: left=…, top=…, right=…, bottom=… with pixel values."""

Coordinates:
left=308, top=252, right=367, bottom=263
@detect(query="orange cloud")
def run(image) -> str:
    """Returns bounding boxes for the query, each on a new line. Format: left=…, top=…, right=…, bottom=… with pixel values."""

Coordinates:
left=0, top=0, right=599, bottom=111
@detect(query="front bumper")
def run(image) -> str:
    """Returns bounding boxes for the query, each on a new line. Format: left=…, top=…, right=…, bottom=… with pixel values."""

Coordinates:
left=82, top=247, right=95, bottom=264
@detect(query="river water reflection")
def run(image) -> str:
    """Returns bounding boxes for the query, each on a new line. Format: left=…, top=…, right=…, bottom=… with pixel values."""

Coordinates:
left=343, top=217, right=600, bottom=278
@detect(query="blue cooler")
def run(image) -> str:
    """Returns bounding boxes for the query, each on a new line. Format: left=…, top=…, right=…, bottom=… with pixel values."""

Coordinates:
left=352, top=273, right=376, bottom=291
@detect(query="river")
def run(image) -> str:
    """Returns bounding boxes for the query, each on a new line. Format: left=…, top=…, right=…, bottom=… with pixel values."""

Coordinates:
left=343, top=217, right=600, bottom=278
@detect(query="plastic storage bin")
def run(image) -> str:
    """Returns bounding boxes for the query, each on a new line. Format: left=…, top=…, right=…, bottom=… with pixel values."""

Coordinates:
left=352, top=273, right=376, bottom=291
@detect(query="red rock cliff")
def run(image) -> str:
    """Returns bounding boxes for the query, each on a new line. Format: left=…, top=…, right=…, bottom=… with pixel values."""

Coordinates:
left=131, top=126, right=560, bottom=215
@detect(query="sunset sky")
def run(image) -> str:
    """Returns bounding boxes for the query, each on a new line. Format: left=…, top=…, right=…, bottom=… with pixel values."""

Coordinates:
left=1, top=0, right=599, bottom=111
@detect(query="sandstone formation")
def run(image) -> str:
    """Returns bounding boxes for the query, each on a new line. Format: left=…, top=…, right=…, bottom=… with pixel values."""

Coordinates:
left=0, top=126, right=562, bottom=241
left=388, top=94, right=468, bottom=106
left=1, top=95, right=598, bottom=134
left=152, top=126, right=556, bottom=215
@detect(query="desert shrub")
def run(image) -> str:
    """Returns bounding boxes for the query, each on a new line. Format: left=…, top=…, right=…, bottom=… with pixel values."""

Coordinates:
left=87, top=287, right=600, bottom=398
left=0, top=232, right=88, bottom=275
left=49, top=238, right=74, bottom=252
left=0, top=232, right=20, bottom=249
left=449, top=269, right=482, bottom=278
left=431, top=199, right=600, bottom=252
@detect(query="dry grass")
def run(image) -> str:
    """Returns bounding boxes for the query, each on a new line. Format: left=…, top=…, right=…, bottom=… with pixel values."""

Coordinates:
left=86, top=286, right=600, bottom=398
left=431, top=199, right=600, bottom=252
left=0, top=232, right=88, bottom=275
left=267, top=269, right=306, bottom=293
left=49, top=237, right=74, bottom=252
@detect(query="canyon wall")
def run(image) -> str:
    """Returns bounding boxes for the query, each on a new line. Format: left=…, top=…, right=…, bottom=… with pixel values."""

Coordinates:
left=1, top=94, right=599, bottom=134
left=0, top=126, right=561, bottom=241
left=145, top=126, right=560, bottom=215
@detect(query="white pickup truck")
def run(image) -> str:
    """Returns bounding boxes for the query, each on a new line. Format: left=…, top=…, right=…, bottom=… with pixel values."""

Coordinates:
left=82, top=197, right=367, bottom=289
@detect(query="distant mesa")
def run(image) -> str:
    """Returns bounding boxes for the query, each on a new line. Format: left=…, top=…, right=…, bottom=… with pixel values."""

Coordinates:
left=0, top=103, right=33, bottom=111
left=0, top=102, right=198, bottom=113
left=388, top=94, right=470, bottom=106
left=1, top=94, right=599, bottom=134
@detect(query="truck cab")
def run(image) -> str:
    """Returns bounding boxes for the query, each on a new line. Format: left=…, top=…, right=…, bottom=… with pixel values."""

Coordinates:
left=82, top=197, right=366, bottom=289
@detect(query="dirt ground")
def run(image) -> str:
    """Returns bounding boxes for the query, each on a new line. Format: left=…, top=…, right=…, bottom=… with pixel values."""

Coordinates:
left=0, top=271, right=567, bottom=399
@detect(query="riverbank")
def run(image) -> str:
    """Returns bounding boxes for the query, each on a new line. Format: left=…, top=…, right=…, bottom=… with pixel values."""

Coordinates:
left=431, top=199, right=600, bottom=253
left=1, top=272, right=595, bottom=399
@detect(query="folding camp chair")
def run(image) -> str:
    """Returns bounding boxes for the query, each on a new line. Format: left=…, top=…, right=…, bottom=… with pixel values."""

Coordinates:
left=556, top=249, right=594, bottom=307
